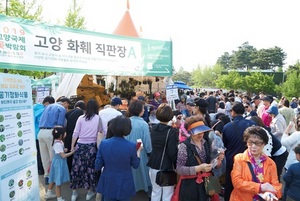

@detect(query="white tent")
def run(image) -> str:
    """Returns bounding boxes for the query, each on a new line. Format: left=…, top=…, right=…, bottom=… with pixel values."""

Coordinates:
left=53, top=73, right=85, bottom=99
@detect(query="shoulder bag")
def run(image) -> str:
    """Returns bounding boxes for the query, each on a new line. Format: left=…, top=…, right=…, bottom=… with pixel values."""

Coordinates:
left=247, top=162, right=265, bottom=201
left=192, top=145, right=222, bottom=196
left=155, top=128, right=177, bottom=186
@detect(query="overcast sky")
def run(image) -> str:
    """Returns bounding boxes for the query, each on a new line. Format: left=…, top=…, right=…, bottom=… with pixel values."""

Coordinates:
left=38, top=0, right=300, bottom=72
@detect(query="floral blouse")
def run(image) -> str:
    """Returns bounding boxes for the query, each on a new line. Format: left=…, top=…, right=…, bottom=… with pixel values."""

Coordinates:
left=248, top=151, right=267, bottom=201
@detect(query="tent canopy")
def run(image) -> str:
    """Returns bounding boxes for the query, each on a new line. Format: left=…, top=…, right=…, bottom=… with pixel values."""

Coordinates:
left=174, top=81, right=192, bottom=90
left=31, top=74, right=59, bottom=88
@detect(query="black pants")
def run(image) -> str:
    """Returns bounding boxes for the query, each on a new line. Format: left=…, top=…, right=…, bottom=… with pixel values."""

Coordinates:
left=271, top=150, right=288, bottom=181
left=224, top=166, right=233, bottom=201
left=36, top=140, right=44, bottom=174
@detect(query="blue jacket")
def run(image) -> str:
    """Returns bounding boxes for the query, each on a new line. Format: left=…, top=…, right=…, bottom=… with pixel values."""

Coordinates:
left=283, top=162, right=300, bottom=200
left=95, top=137, right=140, bottom=200
left=33, top=103, right=45, bottom=139
left=223, top=115, right=256, bottom=169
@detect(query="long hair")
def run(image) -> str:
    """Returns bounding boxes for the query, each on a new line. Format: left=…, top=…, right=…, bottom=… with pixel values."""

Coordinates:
left=84, top=99, right=99, bottom=120
left=198, top=107, right=211, bottom=127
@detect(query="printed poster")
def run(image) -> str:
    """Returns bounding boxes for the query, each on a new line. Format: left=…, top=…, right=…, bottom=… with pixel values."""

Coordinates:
left=166, top=84, right=179, bottom=101
left=0, top=73, right=39, bottom=201
left=36, top=87, right=50, bottom=103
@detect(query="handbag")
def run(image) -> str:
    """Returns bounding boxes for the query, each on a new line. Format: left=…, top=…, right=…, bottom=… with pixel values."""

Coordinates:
left=193, top=149, right=222, bottom=196
left=204, top=175, right=222, bottom=196
left=155, top=128, right=177, bottom=186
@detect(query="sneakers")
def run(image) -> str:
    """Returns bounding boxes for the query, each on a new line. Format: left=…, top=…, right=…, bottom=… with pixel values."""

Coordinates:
left=86, top=191, right=96, bottom=200
left=57, top=197, right=66, bottom=201
left=45, top=190, right=56, bottom=200
left=44, top=176, right=49, bottom=185
left=71, top=192, right=78, bottom=201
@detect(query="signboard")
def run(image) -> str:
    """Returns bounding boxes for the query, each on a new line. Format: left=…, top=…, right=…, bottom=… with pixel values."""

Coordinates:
left=166, top=84, right=179, bottom=101
left=0, top=14, right=172, bottom=76
left=36, top=87, right=50, bottom=103
left=0, top=73, right=39, bottom=201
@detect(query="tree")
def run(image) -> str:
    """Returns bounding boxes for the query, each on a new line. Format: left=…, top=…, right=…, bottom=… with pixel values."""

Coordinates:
left=217, top=52, right=232, bottom=69
left=64, top=0, right=85, bottom=29
left=217, top=42, right=286, bottom=70
left=0, top=0, right=47, bottom=77
left=280, top=61, right=300, bottom=97
left=215, top=71, right=243, bottom=90
left=243, top=72, right=275, bottom=94
left=172, top=66, right=192, bottom=86
left=231, top=42, right=256, bottom=69
left=191, top=64, right=223, bottom=88
left=1, top=0, right=43, bottom=21
left=251, top=47, right=286, bottom=70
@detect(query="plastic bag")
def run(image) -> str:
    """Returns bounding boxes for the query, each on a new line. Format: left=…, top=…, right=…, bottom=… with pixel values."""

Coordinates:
left=209, top=131, right=226, bottom=177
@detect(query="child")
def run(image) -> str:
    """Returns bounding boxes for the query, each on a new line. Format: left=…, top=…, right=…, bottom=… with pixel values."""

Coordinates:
left=45, top=127, right=74, bottom=201
left=283, top=144, right=300, bottom=201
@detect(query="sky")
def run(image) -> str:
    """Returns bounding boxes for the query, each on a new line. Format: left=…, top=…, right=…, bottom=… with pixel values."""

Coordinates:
left=37, top=0, right=300, bottom=72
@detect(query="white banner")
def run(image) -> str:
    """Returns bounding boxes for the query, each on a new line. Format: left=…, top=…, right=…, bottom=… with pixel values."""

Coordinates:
left=0, top=15, right=172, bottom=76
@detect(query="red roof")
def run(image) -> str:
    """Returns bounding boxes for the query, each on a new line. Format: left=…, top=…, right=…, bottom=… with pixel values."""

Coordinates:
left=113, top=0, right=139, bottom=38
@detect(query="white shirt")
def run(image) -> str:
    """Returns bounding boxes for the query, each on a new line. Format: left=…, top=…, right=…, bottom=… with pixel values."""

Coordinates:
left=53, top=140, right=64, bottom=154
left=99, top=107, right=122, bottom=135
left=281, top=131, right=300, bottom=169
left=270, top=113, right=287, bottom=140
left=225, top=101, right=232, bottom=117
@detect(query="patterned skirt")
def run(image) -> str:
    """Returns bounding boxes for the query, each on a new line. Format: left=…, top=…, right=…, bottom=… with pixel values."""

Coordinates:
left=70, top=143, right=98, bottom=191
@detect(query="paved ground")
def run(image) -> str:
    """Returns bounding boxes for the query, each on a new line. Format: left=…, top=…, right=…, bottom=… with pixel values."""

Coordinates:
left=39, top=175, right=149, bottom=201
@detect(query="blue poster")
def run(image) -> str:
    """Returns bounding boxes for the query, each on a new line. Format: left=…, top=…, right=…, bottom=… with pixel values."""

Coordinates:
left=0, top=73, right=39, bottom=201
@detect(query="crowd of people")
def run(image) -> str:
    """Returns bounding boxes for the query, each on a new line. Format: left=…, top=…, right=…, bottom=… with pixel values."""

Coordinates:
left=32, top=89, right=300, bottom=201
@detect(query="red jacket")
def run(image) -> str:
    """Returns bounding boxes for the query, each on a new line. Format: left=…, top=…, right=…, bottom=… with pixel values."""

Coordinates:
left=230, top=150, right=282, bottom=201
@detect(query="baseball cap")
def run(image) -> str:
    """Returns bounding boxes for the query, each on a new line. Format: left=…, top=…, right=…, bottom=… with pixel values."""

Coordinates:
left=138, top=96, right=145, bottom=101
left=266, top=105, right=278, bottom=115
left=153, top=92, right=161, bottom=97
left=194, top=98, right=209, bottom=108
left=186, top=98, right=195, bottom=106
left=251, top=95, right=260, bottom=103
left=252, top=95, right=260, bottom=100
left=261, top=95, right=273, bottom=103
left=111, top=97, right=122, bottom=106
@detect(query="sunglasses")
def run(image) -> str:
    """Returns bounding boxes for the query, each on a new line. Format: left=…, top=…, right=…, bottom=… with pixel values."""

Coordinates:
left=244, top=106, right=249, bottom=108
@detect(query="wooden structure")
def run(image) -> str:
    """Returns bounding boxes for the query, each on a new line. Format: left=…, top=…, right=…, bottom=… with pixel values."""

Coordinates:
left=77, top=75, right=110, bottom=106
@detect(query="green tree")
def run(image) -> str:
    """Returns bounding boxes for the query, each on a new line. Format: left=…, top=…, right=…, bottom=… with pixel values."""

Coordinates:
left=216, top=71, right=243, bottom=90
left=243, top=72, right=275, bottom=94
left=172, top=66, right=192, bottom=86
left=231, top=42, right=256, bottom=69
left=218, top=42, right=286, bottom=70
left=64, top=0, right=85, bottom=29
left=0, top=0, right=47, bottom=77
left=251, top=47, right=286, bottom=70
left=217, top=52, right=232, bottom=69
left=0, top=0, right=43, bottom=21
left=280, top=61, right=300, bottom=97
left=191, top=64, right=223, bottom=88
